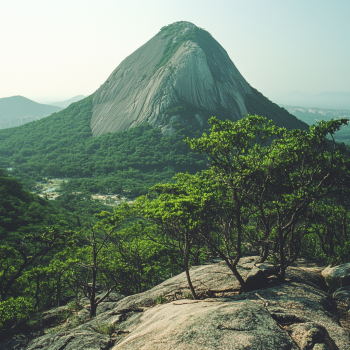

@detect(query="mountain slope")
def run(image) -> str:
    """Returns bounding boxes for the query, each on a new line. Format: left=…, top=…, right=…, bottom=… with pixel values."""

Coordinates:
left=0, top=96, right=206, bottom=196
left=0, top=96, right=62, bottom=119
left=0, top=21, right=309, bottom=195
left=91, top=21, right=307, bottom=136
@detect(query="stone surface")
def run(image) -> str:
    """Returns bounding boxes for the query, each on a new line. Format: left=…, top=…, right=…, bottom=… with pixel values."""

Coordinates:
left=322, top=263, right=350, bottom=289
left=112, top=300, right=298, bottom=350
left=244, top=266, right=269, bottom=290
left=4, top=257, right=350, bottom=350
left=26, top=331, right=113, bottom=350
left=91, top=21, right=307, bottom=137
left=41, top=306, right=70, bottom=328
left=333, top=286, right=350, bottom=306
left=289, top=322, right=337, bottom=350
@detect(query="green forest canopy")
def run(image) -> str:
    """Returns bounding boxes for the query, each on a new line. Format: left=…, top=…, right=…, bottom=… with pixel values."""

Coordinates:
left=1, top=114, right=350, bottom=336
left=0, top=95, right=207, bottom=197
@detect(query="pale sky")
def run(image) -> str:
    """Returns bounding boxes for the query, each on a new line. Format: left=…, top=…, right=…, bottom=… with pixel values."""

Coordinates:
left=1, top=0, right=349, bottom=104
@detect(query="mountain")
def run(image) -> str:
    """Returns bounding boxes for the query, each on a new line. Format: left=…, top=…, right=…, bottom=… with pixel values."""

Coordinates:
left=50, top=95, right=86, bottom=109
left=275, top=91, right=350, bottom=110
left=0, top=96, right=207, bottom=196
left=91, top=21, right=307, bottom=136
left=0, top=21, right=309, bottom=195
left=0, top=96, right=62, bottom=119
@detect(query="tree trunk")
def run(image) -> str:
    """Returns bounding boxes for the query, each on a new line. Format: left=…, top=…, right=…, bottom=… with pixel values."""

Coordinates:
left=257, top=242, right=269, bottom=263
left=231, top=189, right=246, bottom=291
left=90, top=251, right=97, bottom=318
left=224, top=256, right=246, bottom=292
left=184, top=233, right=198, bottom=300
left=34, top=274, right=40, bottom=310
left=278, top=227, right=286, bottom=282
left=57, top=276, right=61, bottom=307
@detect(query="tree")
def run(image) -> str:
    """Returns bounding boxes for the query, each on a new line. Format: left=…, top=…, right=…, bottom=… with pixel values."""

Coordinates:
left=137, top=175, right=213, bottom=299
left=72, top=203, right=133, bottom=317
left=187, top=115, right=349, bottom=283
left=0, top=227, right=72, bottom=301
left=186, top=115, right=284, bottom=288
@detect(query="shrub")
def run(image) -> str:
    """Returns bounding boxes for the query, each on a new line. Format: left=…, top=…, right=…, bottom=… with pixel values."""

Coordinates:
left=156, top=295, right=166, bottom=304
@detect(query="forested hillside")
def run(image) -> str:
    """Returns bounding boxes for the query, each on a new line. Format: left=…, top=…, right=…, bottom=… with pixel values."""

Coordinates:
left=0, top=95, right=206, bottom=196
left=1, top=114, right=350, bottom=342
left=0, top=170, right=183, bottom=336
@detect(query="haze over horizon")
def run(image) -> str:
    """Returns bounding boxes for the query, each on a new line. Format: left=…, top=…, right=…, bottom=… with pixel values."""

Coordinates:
left=1, top=0, right=349, bottom=106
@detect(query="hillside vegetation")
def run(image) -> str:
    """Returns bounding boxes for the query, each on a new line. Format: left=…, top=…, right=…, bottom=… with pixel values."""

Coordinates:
left=0, top=95, right=206, bottom=197
left=1, top=115, right=350, bottom=340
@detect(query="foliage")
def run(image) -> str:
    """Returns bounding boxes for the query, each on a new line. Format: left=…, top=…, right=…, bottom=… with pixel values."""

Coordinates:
left=0, top=169, right=71, bottom=239
left=0, top=297, right=33, bottom=328
left=186, top=115, right=349, bottom=284
left=94, top=322, right=118, bottom=335
left=66, top=300, right=83, bottom=312
left=184, top=292, right=194, bottom=300
left=2, top=104, right=350, bottom=338
left=0, top=95, right=206, bottom=198
left=156, top=295, right=166, bottom=304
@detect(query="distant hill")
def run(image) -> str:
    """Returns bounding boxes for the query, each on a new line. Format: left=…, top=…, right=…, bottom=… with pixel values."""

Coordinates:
left=0, top=96, right=62, bottom=119
left=0, top=96, right=63, bottom=129
left=50, top=95, right=86, bottom=109
left=276, top=91, right=350, bottom=110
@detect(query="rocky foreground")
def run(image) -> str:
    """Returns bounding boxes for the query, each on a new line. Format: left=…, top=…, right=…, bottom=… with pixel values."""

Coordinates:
left=2, top=257, right=350, bottom=350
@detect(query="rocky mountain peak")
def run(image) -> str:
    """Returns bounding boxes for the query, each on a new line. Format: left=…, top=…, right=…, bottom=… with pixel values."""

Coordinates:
left=91, top=22, right=307, bottom=137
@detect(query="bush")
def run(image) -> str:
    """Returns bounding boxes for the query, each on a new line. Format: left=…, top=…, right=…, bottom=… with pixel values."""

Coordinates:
left=66, top=300, right=83, bottom=312
left=156, top=295, right=166, bottom=304
left=94, top=322, right=118, bottom=335
left=0, top=297, right=33, bottom=329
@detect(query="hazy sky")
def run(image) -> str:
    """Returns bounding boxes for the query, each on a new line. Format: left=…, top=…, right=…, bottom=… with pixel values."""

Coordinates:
left=1, top=0, right=349, bottom=104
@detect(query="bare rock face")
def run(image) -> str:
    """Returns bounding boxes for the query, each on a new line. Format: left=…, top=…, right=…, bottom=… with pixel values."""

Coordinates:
left=112, top=300, right=299, bottom=350
left=91, top=21, right=307, bottom=137
left=15, top=257, right=350, bottom=350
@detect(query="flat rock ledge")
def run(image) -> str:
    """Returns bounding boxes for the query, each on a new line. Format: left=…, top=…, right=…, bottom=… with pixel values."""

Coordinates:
left=2, top=257, right=350, bottom=350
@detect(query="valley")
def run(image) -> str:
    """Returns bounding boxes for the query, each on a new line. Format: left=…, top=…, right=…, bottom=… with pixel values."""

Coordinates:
left=282, top=104, right=350, bottom=143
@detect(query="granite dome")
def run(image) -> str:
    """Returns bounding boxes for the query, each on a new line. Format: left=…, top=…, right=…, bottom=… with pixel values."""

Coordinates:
left=91, top=21, right=306, bottom=136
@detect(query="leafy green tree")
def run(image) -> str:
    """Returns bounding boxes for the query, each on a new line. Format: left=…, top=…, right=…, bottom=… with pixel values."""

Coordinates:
left=186, top=115, right=284, bottom=287
left=106, top=222, right=181, bottom=295
left=0, top=227, right=73, bottom=301
left=0, top=297, right=33, bottom=329
left=187, top=115, right=349, bottom=282
left=72, top=203, right=134, bottom=317
left=137, top=174, right=214, bottom=299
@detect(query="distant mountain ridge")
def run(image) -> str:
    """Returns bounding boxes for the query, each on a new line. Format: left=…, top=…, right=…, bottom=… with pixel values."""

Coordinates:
left=0, top=96, right=62, bottom=119
left=92, top=21, right=307, bottom=136
left=276, top=91, right=350, bottom=110
left=50, top=95, right=86, bottom=109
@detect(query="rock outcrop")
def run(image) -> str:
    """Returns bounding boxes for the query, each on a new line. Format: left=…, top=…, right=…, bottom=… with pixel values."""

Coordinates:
left=91, top=21, right=307, bottom=137
left=322, top=263, right=350, bottom=290
left=3, top=257, right=349, bottom=350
